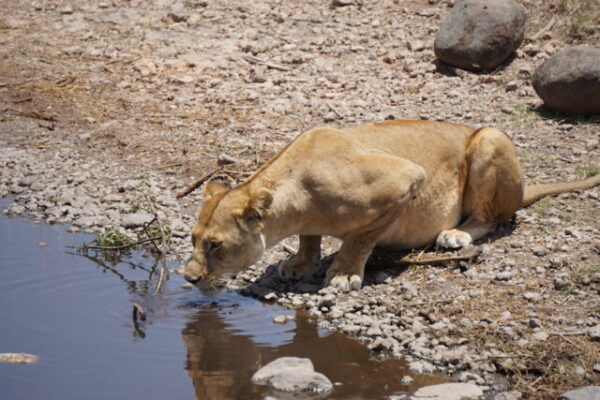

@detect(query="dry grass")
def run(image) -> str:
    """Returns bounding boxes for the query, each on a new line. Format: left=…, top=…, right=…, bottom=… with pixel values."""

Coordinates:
left=554, top=0, right=600, bottom=41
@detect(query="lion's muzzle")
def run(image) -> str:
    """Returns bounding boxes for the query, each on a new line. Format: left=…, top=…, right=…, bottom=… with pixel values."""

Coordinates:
left=183, top=258, right=206, bottom=285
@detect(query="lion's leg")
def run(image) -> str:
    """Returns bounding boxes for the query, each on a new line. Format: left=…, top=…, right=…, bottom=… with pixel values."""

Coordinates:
left=325, top=229, right=381, bottom=292
left=437, top=127, right=524, bottom=249
left=278, top=235, right=321, bottom=280
left=323, top=157, right=425, bottom=291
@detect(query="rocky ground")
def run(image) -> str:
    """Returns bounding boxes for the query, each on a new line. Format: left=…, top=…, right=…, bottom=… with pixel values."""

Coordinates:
left=1, top=0, right=598, bottom=399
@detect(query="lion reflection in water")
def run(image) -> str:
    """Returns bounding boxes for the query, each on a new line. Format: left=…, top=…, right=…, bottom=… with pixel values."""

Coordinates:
left=181, top=307, right=447, bottom=399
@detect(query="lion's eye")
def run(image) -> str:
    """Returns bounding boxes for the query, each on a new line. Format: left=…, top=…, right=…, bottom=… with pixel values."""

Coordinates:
left=208, top=240, right=222, bottom=253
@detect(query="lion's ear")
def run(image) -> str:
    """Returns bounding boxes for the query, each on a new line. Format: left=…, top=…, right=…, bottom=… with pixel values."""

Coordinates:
left=238, top=188, right=273, bottom=230
left=249, top=188, right=273, bottom=219
left=204, top=180, right=230, bottom=199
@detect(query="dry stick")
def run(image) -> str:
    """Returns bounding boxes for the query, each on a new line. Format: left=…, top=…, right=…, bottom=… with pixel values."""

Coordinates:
left=76, top=236, right=161, bottom=251
left=241, top=54, right=290, bottom=71
left=396, top=248, right=481, bottom=266
left=145, top=197, right=169, bottom=254
left=282, top=244, right=298, bottom=255
left=154, top=266, right=166, bottom=294
left=176, top=167, right=222, bottom=199
left=142, top=216, right=162, bottom=255
left=326, top=102, right=343, bottom=118
left=529, top=16, right=556, bottom=41
left=5, top=107, right=57, bottom=122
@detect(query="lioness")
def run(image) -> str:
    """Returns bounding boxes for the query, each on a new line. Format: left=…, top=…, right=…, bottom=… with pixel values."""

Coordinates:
left=184, top=121, right=599, bottom=291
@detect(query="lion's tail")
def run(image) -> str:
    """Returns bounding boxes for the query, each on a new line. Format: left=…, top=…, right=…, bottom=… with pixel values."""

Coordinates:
left=521, top=174, right=600, bottom=207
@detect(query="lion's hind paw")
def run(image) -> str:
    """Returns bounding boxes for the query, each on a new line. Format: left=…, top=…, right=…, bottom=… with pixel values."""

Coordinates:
left=436, top=229, right=473, bottom=249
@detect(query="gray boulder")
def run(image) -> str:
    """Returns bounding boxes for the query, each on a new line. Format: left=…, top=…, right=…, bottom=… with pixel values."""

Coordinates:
left=434, top=0, right=526, bottom=71
left=532, top=46, right=600, bottom=115
left=558, top=386, right=600, bottom=400
left=251, top=357, right=333, bottom=394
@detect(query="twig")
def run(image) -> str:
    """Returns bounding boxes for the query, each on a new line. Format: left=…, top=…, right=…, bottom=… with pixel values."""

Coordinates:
left=5, top=107, right=57, bottom=122
left=67, top=251, right=127, bottom=281
left=282, top=244, right=298, bottom=255
left=396, top=248, right=481, bottom=266
left=176, top=167, right=222, bottom=198
left=411, top=298, right=454, bottom=307
left=326, top=102, right=343, bottom=118
left=142, top=216, right=162, bottom=255
left=241, top=54, right=290, bottom=71
left=74, top=236, right=160, bottom=251
left=106, top=57, right=141, bottom=65
left=529, top=16, right=556, bottom=41
left=549, top=331, right=586, bottom=351
left=154, top=266, right=166, bottom=294
left=144, top=196, right=170, bottom=254
left=13, top=97, right=32, bottom=104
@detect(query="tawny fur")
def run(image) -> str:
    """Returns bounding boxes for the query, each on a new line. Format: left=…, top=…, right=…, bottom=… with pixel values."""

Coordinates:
left=184, top=120, right=600, bottom=291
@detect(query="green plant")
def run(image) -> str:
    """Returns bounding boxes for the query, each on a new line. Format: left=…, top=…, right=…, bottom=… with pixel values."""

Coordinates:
left=560, top=285, right=578, bottom=296
left=94, top=230, right=134, bottom=248
left=575, top=164, right=600, bottom=179
left=579, top=264, right=600, bottom=275
left=531, top=198, right=555, bottom=218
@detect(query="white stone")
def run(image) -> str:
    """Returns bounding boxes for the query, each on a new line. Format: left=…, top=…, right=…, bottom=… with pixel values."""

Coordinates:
left=413, top=382, right=483, bottom=400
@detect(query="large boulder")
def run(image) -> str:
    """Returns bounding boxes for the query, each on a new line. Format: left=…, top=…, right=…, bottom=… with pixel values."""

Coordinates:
left=532, top=46, right=600, bottom=115
left=434, top=0, right=526, bottom=71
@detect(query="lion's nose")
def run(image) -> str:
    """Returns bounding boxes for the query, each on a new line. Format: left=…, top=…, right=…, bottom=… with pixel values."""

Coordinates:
left=183, top=260, right=205, bottom=284
left=183, top=272, right=201, bottom=284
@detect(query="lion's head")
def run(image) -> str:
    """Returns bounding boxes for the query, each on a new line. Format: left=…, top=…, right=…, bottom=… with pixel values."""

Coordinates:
left=183, top=180, right=273, bottom=288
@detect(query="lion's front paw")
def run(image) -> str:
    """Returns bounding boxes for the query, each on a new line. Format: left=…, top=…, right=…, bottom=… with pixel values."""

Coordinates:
left=327, top=274, right=362, bottom=292
left=325, top=264, right=363, bottom=292
left=278, top=257, right=317, bottom=280
left=436, top=229, right=473, bottom=249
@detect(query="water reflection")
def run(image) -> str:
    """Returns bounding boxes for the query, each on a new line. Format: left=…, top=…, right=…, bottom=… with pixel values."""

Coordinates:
left=181, top=304, right=448, bottom=400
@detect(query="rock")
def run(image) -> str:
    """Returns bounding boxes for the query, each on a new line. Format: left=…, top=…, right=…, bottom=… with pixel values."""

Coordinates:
left=121, top=211, right=154, bottom=228
left=268, top=370, right=333, bottom=394
left=273, top=315, right=287, bottom=324
left=553, top=272, right=571, bottom=290
left=531, top=330, right=548, bottom=341
left=167, top=11, right=189, bottom=23
left=558, top=386, right=600, bottom=400
left=400, top=375, right=414, bottom=385
left=330, top=0, right=355, bottom=8
left=434, top=0, right=526, bottom=71
left=252, top=357, right=314, bottom=384
left=532, top=46, right=600, bottom=115
left=413, top=382, right=483, bottom=399
left=252, top=357, right=333, bottom=394
left=217, top=153, right=237, bottom=165
left=493, top=391, right=522, bottom=400
left=408, top=359, right=436, bottom=373
left=494, top=271, right=513, bottom=281
left=588, top=325, right=600, bottom=341
left=0, top=353, right=39, bottom=364
left=318, top=293, right=336, bottom=308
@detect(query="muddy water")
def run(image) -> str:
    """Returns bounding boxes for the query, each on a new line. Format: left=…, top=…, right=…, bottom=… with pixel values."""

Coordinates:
left=0, top=210, right=447, bottom=400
